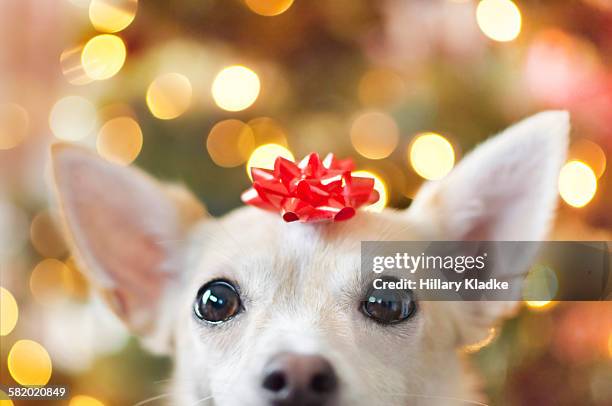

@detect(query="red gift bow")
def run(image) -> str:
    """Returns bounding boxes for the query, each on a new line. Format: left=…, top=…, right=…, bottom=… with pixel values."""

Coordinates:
left=241, top=152, right=380, bottom=223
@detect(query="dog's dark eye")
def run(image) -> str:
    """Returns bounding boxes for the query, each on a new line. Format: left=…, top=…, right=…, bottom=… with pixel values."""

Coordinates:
left=361, top=280, right=416, bottom=324
left=194, top=280, right=242, bottom=324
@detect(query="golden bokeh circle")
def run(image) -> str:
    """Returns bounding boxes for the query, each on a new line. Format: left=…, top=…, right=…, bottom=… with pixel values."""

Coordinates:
left=49, top=96, right=97, bottom=141
left=8, top=340, right=53, bottom=386
left=569, top=139, right=606, bottom=179
left=0, top=287, right=18, bottom=336
left=0, top=103, right=29, bottom=150
left=146, top=73, right=192, bottom=120
left=211, top=65, right=261, bottom=112
left=96, top=116, right=143, bottom=165
left=245, top=0, right=294, bottom=16
left=246, top=143, right=295, bottom=180
left=351, top=170, right=388, bottom=213
left=350, top=111, right=399, bottom=160
left=60, top=46, right=94, bottom=86
left=409, top=132, right=455, bottom=180
left=89, top=0, right=138, bottom=33
left=69, top=395, right=106, bottom=406
left=30, top=259, right=71, bottom=305
left=247, top=117, right=289, bottom=147
left=81, top=34, right=127, bottom=80
left=558, top=160, right=597, bottom=208
left=206, top=120, right=255, bottom=168
left=30, top=211, right=68, bottom=258
left=476, top=0, right=522, bottom=42
left=0, top=391, right=14, bottom=406
left=358, top=68, right=406, bottom=107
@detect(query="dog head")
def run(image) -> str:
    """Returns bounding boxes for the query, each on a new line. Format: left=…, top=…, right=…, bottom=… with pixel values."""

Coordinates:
left=51, top=111, right=568, bottom=405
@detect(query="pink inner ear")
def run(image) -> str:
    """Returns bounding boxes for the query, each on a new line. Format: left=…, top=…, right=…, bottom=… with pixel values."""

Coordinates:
left=61, top=157, right=174, bottom=328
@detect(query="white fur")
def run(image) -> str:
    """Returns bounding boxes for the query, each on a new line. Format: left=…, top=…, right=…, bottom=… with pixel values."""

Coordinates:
left=51, top=111, right=570, bottom=405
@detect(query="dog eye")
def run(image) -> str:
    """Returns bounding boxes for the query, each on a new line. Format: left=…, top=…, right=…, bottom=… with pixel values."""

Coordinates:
left=361, top=281, right=416, bottom=324
left=194, top=280, right=242, bottom=324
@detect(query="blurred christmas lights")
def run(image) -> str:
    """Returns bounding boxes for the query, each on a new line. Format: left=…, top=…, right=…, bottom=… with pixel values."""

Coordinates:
left=522, top=265, right=559, bottom=306
left=30, top=259, right=72, bottom=306
left=69, top=395, right=106, bottom=406
left=0, top=102, right=28, bottom=150
left=248, top=117, right=289, bottom=147
left=409, top=132, right=455, bottom=180
left=245, top=0, right=294, bottom=16
left=81, top=34, right=126, bottom=80
left=49, top=96, right=97, bottom=141
left=569, top=139, right=607, bottom=179
left=60, top=46, right=95, bottom=86
left=358, top=68, right=406, bottom=108
left=8, top=340, right=53, bottom=386
left=350, top=111, right=399, bottom=160
left=146, top=73, right=193, bottom=120
left=206, top=119, right=255, bottom=167
left=476, top=0, right=522, bottom=42
left=96, top=116, right=143, bottom=165
left=558, top=160, right=597, bottom=208
left=0, top=287, right=18, bottom=336
left=89, top=0, right=138, bottom=33
left=212, top=65, right=261, bottom=112
left=246, top=143, right=295, bottom=180
left=351, top=170, right=388, bottom=212
left=30, top=211, right=68, bottom=258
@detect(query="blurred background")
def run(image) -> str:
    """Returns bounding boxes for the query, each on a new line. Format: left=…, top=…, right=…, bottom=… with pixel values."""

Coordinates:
left=0, top=0, right=611, bottom=405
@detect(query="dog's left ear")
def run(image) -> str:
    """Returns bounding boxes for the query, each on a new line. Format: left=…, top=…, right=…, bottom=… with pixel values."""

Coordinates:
left=51, top=144, right=205, bottom=352
left=408, top=111, right=570, bottom=344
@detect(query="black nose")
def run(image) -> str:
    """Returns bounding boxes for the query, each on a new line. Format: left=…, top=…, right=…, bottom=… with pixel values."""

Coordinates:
left=262, top=353, right=338, bottom=406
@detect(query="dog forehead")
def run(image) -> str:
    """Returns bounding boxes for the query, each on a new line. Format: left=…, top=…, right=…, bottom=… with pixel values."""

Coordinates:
left=211, top=206, right=418, bottom=253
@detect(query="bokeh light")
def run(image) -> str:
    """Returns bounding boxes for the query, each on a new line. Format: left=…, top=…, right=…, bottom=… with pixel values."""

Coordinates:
left=206, top=120, right=255, bottom=167
left=350, top=111, right=399, bottom=160
left=248, top=117, right=289, bottom=147
left=49, top=96, right=97, bottom=141
left=246, top=143, right=294, bottom=179
left=0, top=391, right=14, bottom=406
left=409, top=132, right=455, bottom=180
left=30, top=259, right=71, bottom=305
left=8, top=340, right=53, bottom=386
left=569, top=139, right=606, bottom=179
left=212, top=65, right=261, bottom=111
left=358, top=68, right=406, bottom=107
left=62, top=257, right=91, bottom=301
left=522, top=265, right=559, bottom=306
left=60, top=46, right=94, bottom=86
left=89, top=0, right=138, bottom=33
left=69, top=395, right=106, bottom=406
left=352, top=170, right=388, bottom=212
left=30, top=211, right=68, bottom=258
left=96, top=116, right=143, bottom=165
left=245, top=0, right=294, bottom=16
left=476, top=0, right=522, bottom=42
left=0, top=287, right=18, bottom=336
left=525, top=300, right=557, bottom=311
left=558, top=160, right=597, bottom=208
left=463, top=327, right=498, bottom=354
left=0, top=102, right=29, bottom=150
left=146, top=73, right=192, bottom=120
left=81, top=34, right=127, bottom=80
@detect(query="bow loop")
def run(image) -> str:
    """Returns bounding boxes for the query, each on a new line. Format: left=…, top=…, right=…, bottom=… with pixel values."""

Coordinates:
left=241, top=152, right=380, bottom=223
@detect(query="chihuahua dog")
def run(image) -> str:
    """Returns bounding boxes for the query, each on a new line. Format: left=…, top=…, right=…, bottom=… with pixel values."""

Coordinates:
left=51, top=111, right=569, bottom=405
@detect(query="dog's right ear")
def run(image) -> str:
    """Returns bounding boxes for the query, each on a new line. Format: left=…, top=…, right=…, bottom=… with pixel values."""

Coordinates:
left=51, top=144, right=205, bottom=349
